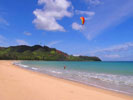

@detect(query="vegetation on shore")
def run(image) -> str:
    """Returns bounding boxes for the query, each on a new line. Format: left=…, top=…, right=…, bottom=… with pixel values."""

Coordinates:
left=0, top=45, right=101, bottom=61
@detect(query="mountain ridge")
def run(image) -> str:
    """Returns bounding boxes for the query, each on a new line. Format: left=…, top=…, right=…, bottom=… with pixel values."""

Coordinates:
left=0, top=45, right=101, bottom=61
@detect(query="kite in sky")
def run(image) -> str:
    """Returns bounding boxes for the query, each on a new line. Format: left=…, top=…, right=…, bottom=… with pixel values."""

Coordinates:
left=80, top=17, right=85, bottom=25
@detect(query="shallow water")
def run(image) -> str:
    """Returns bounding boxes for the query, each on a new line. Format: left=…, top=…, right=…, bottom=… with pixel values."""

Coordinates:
left=15, top=61, right=133, bottom=96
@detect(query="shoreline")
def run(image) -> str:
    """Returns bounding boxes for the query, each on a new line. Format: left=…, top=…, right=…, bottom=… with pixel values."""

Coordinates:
left=15, top=60, right=133, bottom=96
left=14, top=61, right=133, bottom=98
left=0, top=60, right=132, bottom=100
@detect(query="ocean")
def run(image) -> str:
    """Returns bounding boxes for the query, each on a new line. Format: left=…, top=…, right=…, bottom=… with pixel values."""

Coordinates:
left=15, top=61, right=133, bottom=96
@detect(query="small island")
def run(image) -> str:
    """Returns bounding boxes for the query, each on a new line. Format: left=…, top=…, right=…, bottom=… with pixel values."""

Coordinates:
left=0, top=45, right=101, bottom=61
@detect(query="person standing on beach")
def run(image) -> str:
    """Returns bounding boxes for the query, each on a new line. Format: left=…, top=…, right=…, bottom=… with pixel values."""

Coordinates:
left=64, top=66, right=66, bottom=69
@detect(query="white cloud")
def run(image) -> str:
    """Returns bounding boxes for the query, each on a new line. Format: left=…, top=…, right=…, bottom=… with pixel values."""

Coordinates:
left=86, top=0, right=101, bottom=5
left=16, top=39, right=28, bottom=45
left=47, top=40, right=61, bottom=47
left=0, top=35, right=6, bottom=43
left=72, top=22, right=82, bottom=31
left=88, top=42, right=133, bottom=60
left=75, top=10, right=95, bottom=20
left=0, top=17, right=9, bottom=26
left=0, top=35, right=9, bottom=47
left=104, top=54, right=120, bottom=58
left=75, top=10, right=95, bottom=16
left=94, top=42, right=133, bottom=53
left=72, top=10, right=95, bottom=31
left=72, top=10, right=95, bottom=30
left=73, top=54, right=80, bottom=57
left=24, top=32, right=32, bottom=36
left=33, top=0, right=73, bottom=31
left=82, top=0, right=133, bottom=40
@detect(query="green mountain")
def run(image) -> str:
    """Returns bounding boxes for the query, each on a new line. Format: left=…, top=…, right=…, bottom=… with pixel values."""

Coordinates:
left=0, top=45, right=101, bottom=61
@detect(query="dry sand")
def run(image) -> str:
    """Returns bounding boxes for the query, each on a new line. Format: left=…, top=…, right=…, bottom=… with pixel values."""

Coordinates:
left=0, top=60, right=132, bottom=100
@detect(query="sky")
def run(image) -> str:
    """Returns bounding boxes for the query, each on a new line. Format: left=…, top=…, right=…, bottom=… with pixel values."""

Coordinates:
left=0, top=0, right=133, bottom=61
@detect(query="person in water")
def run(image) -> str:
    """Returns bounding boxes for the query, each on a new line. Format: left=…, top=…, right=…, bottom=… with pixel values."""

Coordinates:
left=64, top=66, right=66, bottom=69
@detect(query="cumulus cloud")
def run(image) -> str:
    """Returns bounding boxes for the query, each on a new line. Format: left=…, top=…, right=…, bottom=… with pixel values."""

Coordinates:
left=24, top=32, right=32, bottom=36
left=33, top=0, right=73, bottom=31
left=16, top=39, right=28, bottom=45
left=72, top=22, right=82, bottom=30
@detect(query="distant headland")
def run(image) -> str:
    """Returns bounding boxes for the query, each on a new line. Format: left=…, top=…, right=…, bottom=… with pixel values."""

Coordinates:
left=0, top=45, right=101, bottom=61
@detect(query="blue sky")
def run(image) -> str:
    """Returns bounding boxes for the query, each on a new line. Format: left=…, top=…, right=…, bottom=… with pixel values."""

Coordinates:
left=0, top=0, right=133, bottom=61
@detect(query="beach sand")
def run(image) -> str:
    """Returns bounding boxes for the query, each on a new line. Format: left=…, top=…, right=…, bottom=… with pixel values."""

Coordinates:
left=0, top=60, right=132, bottom=100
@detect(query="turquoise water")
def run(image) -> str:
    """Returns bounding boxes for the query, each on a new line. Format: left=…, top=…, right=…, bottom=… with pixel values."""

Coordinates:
left=16, top=61, right=133, bottom=96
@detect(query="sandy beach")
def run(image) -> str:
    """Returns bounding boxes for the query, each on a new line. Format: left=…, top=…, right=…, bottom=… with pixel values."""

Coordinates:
left=0, top=60, right=132, bottom=100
